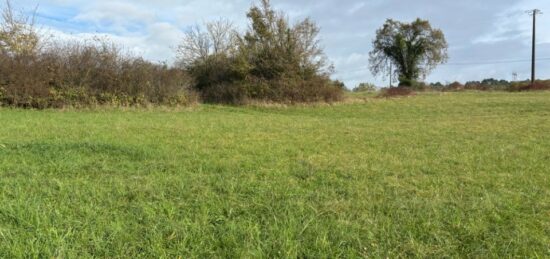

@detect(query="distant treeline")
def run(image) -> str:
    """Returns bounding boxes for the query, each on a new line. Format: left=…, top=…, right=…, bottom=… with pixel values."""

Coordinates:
left=425, top=79, right=550, bottom=92
left=0, top=0, right=343, bottom=108
left=351, top=79, right=550, bottom=93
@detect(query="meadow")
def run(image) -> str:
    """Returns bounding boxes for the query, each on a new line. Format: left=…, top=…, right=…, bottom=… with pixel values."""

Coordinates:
left=0, top=92, right=549, bottom=258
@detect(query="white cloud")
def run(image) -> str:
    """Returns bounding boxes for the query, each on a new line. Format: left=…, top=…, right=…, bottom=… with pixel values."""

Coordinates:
left=73, top=2, right=155, bottom=30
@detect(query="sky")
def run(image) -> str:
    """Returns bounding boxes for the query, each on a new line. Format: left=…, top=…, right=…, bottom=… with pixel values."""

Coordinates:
left=4, top=0, right=550, bottom=88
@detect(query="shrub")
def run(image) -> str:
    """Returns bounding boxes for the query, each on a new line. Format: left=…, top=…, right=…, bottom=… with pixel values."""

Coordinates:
left=428, top=82, right=444, bottom=90
left=445, top=81, right=464, bottom=91
left=177, top=0, right=344, bottom=104
left=464, top=81, right=483, bottom=90
left=353, top=83, right=377, bottom=92
left=464, top=79, right=510, bottom=91
left=0, top=1, right=196, bottom=108
left=509, top=80, right=550, bottom=91
left=398, top=77, right=426, bottom=90
left=0, top=39, right=195, bottom=108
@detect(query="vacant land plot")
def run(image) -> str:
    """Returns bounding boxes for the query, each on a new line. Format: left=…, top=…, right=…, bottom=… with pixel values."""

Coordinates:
left=1, top=92, right=549, bottom=257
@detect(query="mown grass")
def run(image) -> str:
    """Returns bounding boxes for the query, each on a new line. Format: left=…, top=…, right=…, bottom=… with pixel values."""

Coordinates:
left=1, top=92, right=549, bottom=258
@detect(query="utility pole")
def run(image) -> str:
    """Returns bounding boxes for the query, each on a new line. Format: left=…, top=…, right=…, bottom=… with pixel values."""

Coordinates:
left=389, top=62, right=393, bottom=88
left=527, top=9, right=542, bottom=85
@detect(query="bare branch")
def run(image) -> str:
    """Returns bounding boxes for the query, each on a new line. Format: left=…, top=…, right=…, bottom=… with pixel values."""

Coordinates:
left=0, top=0, right=41, bottom=56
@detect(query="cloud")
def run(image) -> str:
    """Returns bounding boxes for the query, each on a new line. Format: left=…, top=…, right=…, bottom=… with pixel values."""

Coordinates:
left=73, top=2, right=155, bottom=31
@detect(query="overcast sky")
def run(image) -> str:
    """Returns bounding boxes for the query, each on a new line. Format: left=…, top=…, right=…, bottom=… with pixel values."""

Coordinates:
left=6, top=0, right=550, bottom=87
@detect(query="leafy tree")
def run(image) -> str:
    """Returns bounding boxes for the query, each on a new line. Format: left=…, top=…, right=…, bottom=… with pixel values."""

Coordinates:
left=369, top=18, right=448, bottom=87
left=331, top=80, right=347, bottom=91
left=430, top=82, right=444, bottom=88
left=353, top=82, right=377, bottom=92
left=481, top=78, right=510, bottom=87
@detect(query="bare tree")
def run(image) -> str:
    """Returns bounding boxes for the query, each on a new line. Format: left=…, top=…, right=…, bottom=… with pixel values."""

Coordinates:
left=0, top=0, right=40, bottom=56
left=293, top=17, right=331, bottom=76
left=176, top=19, right=237, bottom=67
left=207, top=20, right=237, bottom=55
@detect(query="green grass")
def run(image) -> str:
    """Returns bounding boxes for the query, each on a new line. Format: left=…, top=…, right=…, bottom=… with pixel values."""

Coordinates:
left=1, top=92, right=549, bottom=258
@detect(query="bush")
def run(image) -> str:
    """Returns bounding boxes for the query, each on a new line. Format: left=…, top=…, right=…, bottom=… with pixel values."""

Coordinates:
left=378, top=87, right=416, bottom=98
left=509, top=80, right=550, bottom=91
left=445, top=81, right=464, bottom=91
left=0, top=1, right=196, bottom=109
left=177, top=0, right=344, bottom=104
left=353, top=83, right=377, bottom=92
left=0, top=40, right=195, bottom=108
left=398, top=77, right=426, bottom=90
left=464, top=79, right=510, bottom=91
left=185, top=53, right=249, bottom=104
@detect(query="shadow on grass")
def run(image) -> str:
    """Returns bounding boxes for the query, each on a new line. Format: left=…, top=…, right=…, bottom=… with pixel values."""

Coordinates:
left=1, top=141, right=150, bottom=162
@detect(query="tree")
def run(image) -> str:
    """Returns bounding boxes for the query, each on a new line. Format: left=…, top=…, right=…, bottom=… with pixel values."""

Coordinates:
left=176, top=20, right=249, bottom=104
left=0, top=0, right=40, bottom=56
left=240, top=0, right=331, bottom=81
left=176, top=0, right=342, bottom=104
left=369, top=18, right=448, bottom=87
left=176, top=19, right=238, bottom=68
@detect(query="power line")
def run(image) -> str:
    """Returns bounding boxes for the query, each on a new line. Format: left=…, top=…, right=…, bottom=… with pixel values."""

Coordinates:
left=346, top=56, right=550, bottom=73
left=343, top=57, right=550, bottom=73
left=442, top=57, right=550, bottom=66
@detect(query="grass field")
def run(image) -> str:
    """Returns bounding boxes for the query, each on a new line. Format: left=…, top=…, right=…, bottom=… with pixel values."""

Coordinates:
left=1, top=92, right=549, bottom=258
